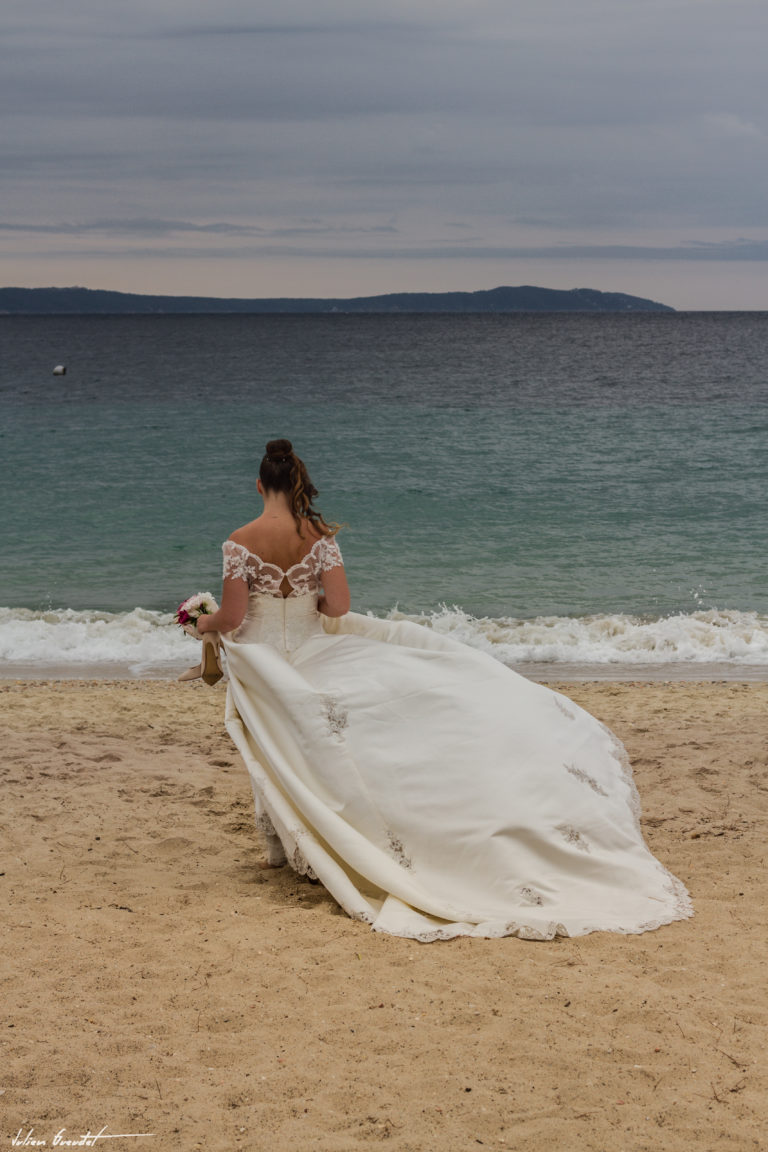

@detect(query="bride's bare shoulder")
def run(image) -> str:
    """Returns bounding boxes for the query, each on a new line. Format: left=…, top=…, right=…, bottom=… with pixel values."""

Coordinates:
left=228, top=519, right=261, bottom=546
left=226, top=517, right=324, bottom=562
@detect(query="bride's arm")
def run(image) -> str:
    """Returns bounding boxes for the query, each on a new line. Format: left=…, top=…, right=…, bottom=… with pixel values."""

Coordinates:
left=197, top=574, right=249, bottom=635
left=317, top=564, right=350, bottom=618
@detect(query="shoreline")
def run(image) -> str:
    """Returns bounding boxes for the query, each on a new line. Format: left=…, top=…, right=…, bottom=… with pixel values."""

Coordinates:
left=4, top=659, right=768, bottom=682
left=3, top=678, right=767, bottom=1149
left=4, top=606, right=768, bottom=686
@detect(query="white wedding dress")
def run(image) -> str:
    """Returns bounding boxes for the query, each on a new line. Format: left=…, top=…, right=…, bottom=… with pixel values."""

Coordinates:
left=219, top=537, right=692, bottom=941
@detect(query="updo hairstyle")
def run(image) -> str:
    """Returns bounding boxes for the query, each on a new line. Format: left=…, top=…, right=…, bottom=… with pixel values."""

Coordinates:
left=259, top=439, right=338, bottom=537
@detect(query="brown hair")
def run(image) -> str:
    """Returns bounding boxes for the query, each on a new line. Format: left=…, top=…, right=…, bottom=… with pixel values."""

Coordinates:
left=259, top=439, right=339, bottom=537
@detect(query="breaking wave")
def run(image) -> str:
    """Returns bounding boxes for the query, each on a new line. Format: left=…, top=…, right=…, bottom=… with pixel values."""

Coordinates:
left=2, top=603, right=768, bottom=678
left=387, top=605, right=768, bottom=668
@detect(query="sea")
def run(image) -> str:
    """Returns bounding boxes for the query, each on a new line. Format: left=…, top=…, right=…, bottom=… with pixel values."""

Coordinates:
left=2, top=310, right=767, bottom=679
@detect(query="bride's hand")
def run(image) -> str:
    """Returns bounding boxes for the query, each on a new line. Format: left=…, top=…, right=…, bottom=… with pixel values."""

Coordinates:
left=182, top=622, right=200, bottom=638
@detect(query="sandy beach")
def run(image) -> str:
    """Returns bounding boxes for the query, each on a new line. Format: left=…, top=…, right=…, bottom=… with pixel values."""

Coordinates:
left=2, top=678, right=766, bottom=1150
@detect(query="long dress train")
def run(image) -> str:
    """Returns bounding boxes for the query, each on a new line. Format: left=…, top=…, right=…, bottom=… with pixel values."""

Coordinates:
left=219, top=538, right=692, bottom=942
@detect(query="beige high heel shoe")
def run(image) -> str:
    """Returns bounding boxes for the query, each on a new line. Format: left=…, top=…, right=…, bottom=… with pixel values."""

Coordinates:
left=201, top=632, right=224, bottom=686
left=177, top=631, right=223, bottom=685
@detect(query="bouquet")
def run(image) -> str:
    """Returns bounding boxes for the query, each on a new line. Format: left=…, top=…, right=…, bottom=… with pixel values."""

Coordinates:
left=176, top=592, right=224, bottom=685
left=175, top=592, right=219, bottom=634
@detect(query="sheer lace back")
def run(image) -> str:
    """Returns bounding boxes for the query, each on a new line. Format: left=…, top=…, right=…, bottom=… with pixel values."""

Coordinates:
left=222, top=535, right=343, bottom=598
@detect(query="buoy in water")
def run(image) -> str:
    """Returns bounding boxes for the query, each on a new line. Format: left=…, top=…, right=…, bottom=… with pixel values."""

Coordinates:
left=53, top=365, right=66, bottom=375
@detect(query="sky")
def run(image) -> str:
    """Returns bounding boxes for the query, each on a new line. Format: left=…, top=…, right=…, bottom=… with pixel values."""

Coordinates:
left=3, top=0, right=768, bottom=310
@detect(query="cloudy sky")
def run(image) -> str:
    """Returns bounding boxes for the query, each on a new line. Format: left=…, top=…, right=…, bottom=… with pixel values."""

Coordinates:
left=3, top=0, right=768, bottom=308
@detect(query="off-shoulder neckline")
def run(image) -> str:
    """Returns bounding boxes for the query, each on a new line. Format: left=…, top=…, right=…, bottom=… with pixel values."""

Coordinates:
left=223, top=535, right=332, bottom=576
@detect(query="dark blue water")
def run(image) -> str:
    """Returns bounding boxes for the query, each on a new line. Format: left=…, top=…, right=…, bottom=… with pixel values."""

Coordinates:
left=2, top=311, right=767, bottom=624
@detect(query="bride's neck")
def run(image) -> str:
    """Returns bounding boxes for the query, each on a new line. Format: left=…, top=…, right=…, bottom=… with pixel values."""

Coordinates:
left=260, top=491, right=293, bottom=521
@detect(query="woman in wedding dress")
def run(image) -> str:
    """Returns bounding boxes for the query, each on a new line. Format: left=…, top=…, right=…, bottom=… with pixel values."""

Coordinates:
left=194, top=439, right=692, bottom=942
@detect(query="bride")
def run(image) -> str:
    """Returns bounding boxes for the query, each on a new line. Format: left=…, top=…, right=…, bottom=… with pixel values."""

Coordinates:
left=193, top=439, right=692, bottom=942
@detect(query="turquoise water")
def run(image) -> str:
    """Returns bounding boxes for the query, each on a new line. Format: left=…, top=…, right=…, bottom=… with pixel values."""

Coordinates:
left=2, top=312, right=768, bottom=674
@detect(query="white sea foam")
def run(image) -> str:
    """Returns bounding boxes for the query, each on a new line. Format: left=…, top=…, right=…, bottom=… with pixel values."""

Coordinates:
left=2, top=604, right=768, bottom=679
left=387, top=606, right=768, bottom=668
left=0, top=606, right=197, bottom=677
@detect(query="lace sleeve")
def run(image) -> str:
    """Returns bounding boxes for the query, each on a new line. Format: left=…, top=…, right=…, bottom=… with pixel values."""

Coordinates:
left=222, top=540, right=250, bottom=582
left=317, top=535, right=344, bottom=573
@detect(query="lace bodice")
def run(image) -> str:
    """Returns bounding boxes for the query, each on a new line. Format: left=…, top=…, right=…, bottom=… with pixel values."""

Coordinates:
left=222, top=535, right=343, bottom=598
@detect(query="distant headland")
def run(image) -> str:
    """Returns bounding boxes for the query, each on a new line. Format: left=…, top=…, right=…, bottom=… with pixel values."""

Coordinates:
left=0, top=284, right=675, bottom=315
